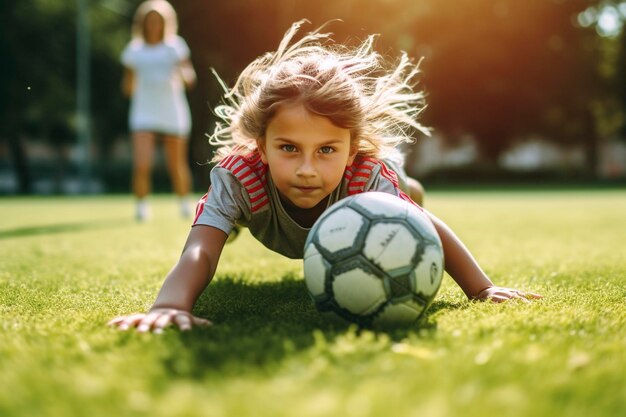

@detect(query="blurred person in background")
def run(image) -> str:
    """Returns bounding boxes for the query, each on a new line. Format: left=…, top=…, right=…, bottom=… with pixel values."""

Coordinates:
left=121, top=0, right=196, bottom=221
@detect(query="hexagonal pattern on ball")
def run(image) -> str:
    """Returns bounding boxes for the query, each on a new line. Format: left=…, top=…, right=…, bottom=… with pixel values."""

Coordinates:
left=411, top=245, right=444, bottom=298
left=332, top=267, right=387, bottom=315
left=315, top=207, right=365, bottom=256
left=374, top=300, right=424, bottom=325
left=385, top=272, right=415, bottom=300
left=303, top=244, right=329, bottom=298
left=350, top=192, right=408, bottom=219
left=406, top=206, right=440, bottom=241
left=363, top=222, right=419, bottom=271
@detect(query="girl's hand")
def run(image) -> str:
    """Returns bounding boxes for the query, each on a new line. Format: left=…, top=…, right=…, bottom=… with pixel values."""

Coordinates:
left=107, top=308, right=212, bottom=333
left=472, top=286, right=542, bottom=303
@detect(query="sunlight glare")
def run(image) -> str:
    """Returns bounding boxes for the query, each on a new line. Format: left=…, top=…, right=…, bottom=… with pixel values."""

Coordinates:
left=597, top=6, right=621, bottom=37
left=576, top=8, right=596, bottom=28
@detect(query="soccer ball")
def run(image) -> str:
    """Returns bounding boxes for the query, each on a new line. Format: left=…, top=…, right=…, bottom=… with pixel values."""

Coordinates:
left=303, top=192, right=444, bottom=327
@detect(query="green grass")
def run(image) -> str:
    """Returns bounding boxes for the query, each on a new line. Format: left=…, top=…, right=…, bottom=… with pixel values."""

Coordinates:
left=1, top=190, right=625, bottom=417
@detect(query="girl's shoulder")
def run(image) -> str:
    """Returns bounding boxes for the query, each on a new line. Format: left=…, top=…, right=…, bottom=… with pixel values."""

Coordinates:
left=344, top=156, right=384, bottom=179
left=216, top=149, right=267, bottom=183
left=344, top=156, right=403, bottom=195
left=215, top=149, right=269, bottom=213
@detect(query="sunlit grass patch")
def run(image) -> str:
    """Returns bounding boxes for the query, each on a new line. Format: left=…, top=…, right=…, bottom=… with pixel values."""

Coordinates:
left=0, top=190, right=624, bottom=417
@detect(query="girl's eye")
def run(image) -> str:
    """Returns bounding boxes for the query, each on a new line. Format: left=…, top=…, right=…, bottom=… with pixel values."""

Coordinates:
left=319, top=146, right=335, bottom=154
left=280, top=144, right=297, bottom=153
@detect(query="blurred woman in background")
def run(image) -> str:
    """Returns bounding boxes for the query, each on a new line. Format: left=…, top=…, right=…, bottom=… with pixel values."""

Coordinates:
left=121, top=0, right=196, bottom=221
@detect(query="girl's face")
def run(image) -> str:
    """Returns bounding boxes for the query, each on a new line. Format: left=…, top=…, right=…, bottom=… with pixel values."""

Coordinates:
left=258, top=103, right=356, bottom=210
left=143, top=11, right=165, bottom=44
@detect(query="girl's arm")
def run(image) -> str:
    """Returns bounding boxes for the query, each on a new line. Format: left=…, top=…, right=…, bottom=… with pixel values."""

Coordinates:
left=426, top=211, right=541, bottom=302
left=108, top=225, right=228, bottom=332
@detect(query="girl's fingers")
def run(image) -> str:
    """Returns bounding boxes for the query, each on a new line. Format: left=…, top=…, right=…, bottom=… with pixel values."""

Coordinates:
left=109, top=311, right=212, bottom=333
left=485, top=288, right=536, bottom=303
left=488, top=294, right=509, bottom=303
left=107, top=314, right=139, bottom=326
left=136, top=311, right=163, bottom=333
left=172, top=313, right=211, bottom=331
left=191, top=316, right=212, bottom=327
left=173, top=313, right=193, bottom=331
left=521, top=292, right=543, bottom=299
left=107, top=316, right=126, bottom=326
left=152, top=312, right=177, bottom=333
left=514, top=294, right=531, bottom=303
left=108, top=313, right=147, bottom=330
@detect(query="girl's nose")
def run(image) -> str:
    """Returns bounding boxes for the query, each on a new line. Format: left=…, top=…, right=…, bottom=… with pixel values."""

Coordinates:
left=296, top=157, right=317, bottom=177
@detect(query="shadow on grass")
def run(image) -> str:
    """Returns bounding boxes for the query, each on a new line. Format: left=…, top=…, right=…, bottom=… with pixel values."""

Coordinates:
left=0, top=219, right=132, bottom=239
left=144, top=275, right=462, bottom=378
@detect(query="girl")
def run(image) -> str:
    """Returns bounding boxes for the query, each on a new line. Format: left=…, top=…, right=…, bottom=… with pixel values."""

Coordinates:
left=121, top=0, right=196, bottom=221
left=109, top=20, right=540, bottom=332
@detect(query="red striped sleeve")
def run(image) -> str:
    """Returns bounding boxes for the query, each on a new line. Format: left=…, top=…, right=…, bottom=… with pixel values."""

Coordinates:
left=379, top=161, right=423, bottom=210
left=346, top=157, right=378, bottom=195
left=218, top=151, right=269, bottom=213
left=251, top=198, right=270, bottom=212
left=379, top=161, right=400, bottom=185
left=231, top=163, right=250, bottom=177
left=345, top=157, right=423, bottom=210
left=193, top=190, right=209, bottom=224
left=220, top=155, right=236, bottom=170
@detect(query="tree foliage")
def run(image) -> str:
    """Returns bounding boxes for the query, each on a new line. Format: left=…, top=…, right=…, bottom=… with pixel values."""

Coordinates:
left=173, top=0, right=611, bottom=166
left=0, top=0, right=621, bottom=193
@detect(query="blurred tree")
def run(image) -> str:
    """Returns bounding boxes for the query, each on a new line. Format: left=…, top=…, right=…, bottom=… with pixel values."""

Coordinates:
left=1, top=1, right=85, bottom=193
left=0, top=0, right=620, bottom=194
left=591, top=1, right=626, bottom=140
left=90, top=1, right=134, bottom=157
left=0, top=0, right=31, bottom=193
left=397, top=0, right=606, bottom=173
left=0, top=0, right=132, bottom=193
left=173, top=0, right=610, bottom=175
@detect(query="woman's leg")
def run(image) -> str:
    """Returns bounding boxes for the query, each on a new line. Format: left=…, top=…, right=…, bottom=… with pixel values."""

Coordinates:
left=132, top=131, right=157, bottom=199
left=132, top=132, right=157, bottom=220
left=163, top=135, right=193, bottom=216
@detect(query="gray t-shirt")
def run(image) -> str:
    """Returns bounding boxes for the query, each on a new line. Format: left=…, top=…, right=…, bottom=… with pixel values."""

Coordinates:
left=193, top=151, right=412, bottom=259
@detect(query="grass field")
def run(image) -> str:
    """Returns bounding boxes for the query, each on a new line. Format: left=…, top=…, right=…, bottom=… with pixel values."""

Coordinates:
left=1, top=190, right=625, bottom=417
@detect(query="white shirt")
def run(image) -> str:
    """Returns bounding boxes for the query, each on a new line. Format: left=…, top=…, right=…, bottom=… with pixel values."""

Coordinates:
left=121, top=36, right=192, bottom=137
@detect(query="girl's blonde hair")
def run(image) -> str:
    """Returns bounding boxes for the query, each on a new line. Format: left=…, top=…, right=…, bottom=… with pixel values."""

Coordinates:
left=131, top=0, right=179, bottom=42
left=210, top=20, right=430, bottom=163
